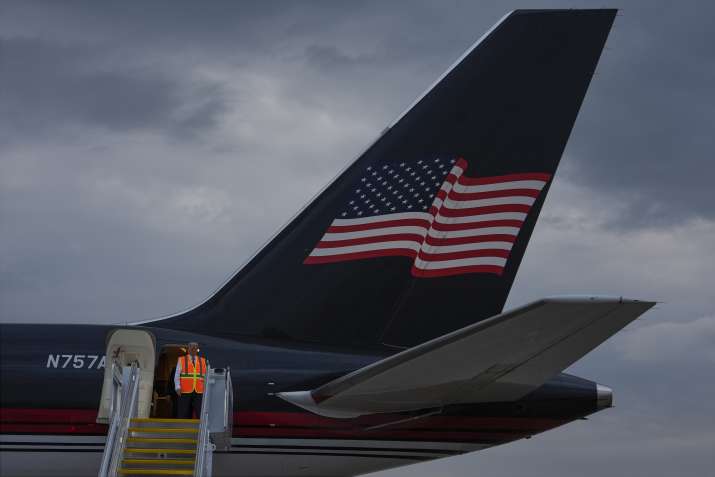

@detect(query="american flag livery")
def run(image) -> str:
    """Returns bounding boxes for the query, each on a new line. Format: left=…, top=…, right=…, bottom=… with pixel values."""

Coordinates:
left=304, top=158, right=551, bottom=278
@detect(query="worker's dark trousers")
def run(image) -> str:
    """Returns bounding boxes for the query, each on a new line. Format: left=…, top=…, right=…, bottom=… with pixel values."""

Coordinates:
left=177, top=392, right=203, bottom=419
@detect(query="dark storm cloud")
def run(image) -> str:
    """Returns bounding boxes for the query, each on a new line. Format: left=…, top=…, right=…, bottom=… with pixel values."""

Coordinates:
left=561, top=1, right=715, bottom=228
left=0, top=37, right=228, bottom=141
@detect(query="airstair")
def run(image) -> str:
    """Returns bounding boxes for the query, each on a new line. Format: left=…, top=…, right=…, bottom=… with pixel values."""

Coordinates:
left=98, top=358, right=233, bottom=477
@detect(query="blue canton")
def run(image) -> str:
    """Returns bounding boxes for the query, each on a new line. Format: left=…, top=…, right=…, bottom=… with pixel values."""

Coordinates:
left=340, top=158, right=457, bottom=218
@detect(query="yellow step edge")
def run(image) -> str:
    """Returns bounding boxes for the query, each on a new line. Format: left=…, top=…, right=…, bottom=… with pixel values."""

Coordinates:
left=118, top=469, right=193, bottom=476
left=131, top=418, right=199, bottom=424
left=122, top=459, right=195, bottom=465
left=127, top=437, right=197, bottom=444
left=128, top=427, right=199, bottom=434
left=124, top=448, right=196, bottom=455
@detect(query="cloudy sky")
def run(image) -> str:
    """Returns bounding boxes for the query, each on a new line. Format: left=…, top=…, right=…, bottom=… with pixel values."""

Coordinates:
left=1, top=1, right=713, bottom=476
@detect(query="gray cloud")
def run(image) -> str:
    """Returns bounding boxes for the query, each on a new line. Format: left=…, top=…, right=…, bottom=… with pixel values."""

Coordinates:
left=0, top=37, right=228, bottom=142
left=1, top=1, right=714, bottom=476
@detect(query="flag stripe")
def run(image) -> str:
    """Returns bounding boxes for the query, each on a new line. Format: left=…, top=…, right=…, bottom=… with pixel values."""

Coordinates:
left=419, top=241, right=514, bottom=253
left=424, top=234, right=517, bottom=246
left=417, top=249, right=511, bottom=261
left=322, top=227, right=428, bottom=242
left=327, top=218, right=432, bottom=233
left=411, top=264, right=505, bottom=278
left=427, top=227, right=519, bottom=238
left=434, top=212, right=528, bottom=224
left=308, top=241, right=421, bottom=257
left=457, top=172, right=551, bottom=185
left=316, top=234, right=426, bottom=249
left=414, top=256, right=507, bottom=269
left=430, top=219, right=524, bottom=231
left=442, top=196, right=536, bottom=209
left=449, top=188, right=542, bottom=201
left=453, top=180, right=547, bottom=194
left=437, top=204, right=532, bottom=217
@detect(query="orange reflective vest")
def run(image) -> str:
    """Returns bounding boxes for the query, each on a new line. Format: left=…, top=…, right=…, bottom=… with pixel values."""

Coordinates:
left=179, top=355, right=207, bottom=394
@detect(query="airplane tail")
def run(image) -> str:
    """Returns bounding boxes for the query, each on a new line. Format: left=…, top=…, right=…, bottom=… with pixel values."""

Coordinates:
left=154, top=9, right=617, bottom=349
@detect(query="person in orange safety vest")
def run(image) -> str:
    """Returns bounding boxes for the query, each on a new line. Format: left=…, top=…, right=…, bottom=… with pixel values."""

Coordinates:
left=174, top=342, right=209, bottom=419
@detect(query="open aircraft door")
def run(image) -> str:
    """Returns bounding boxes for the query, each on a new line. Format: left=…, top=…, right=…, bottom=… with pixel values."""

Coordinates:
left=96, top=328, right=156, bottom=423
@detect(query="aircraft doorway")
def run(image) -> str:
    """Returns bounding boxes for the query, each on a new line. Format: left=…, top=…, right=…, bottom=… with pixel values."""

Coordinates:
left=151, top=344, right=187, bottom=418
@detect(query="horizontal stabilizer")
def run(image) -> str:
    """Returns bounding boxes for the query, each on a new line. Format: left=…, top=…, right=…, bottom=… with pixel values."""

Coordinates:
left=279, top=297, right=654, bottom=418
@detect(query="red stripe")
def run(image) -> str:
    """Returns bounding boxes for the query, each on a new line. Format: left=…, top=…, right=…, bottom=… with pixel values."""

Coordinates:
left=455, top=158, right=468, bottom=170
left=449, top=188, right=541, bottom=201
left=304, top=249, right=416, bottom=265
left=315, top=234, right=424, bottom=249
left=417, top=249, right=510, bottom=262
left=412, top=264, right=504, bottom=277
left=431, top=220, right=524, bottom=231
left=0, top=408, right=565, bottom=431
left=424, top=234, right=516, bottom=246
left=458, top=172, right=551, bottom=186
left=327, top=218, right=431, bottom=233
left=438, top=204, right=531, bottom=217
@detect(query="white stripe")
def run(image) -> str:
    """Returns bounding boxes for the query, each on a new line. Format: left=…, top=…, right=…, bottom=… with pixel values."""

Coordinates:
left=330, top=212, right=431, bottom=227
left=414, top=256, right=507, bottom=269
left=434, top=212, right=527, bottom=224
left=453, top=180, right=547, bottom=194
left=231, top=437, right=485, bottom=453
left=321, top=226, right=428, bottom=242
left=309, top=241, right=421, bottom=256
left=443, top=195, right=535, bottom=209
left=422, top=242, right=513, bottom=253
left=449, top=165, right=464, bottom=177
left=427, top=226, right=519, bottom=239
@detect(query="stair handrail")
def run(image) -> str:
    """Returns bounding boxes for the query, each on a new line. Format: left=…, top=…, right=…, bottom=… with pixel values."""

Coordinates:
left=193, top=366, right=214, bottom=477
left=98, top=360, right=140, bottom=477
left=224, top=366, right=233, bottom=445
left=97, top=359, right=124, bottom=477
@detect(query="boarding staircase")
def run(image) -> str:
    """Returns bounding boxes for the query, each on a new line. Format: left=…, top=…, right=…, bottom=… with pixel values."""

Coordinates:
left=98, top=359, right=233, bottom=477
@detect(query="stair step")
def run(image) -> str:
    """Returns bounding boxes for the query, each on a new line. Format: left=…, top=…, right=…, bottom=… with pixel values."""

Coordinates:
left=118, top=469, right=193, bottom=476
left=129, top=427, right=199, bottom=439
left=121, top=458, right=195, bottom=471
left=123, top=448, right=196, bottom=459
left=126, top=437, right=197, bottom=450
left=130, top=418, right=199, bottom=429
left=123, top=459, right=195, bottom=466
